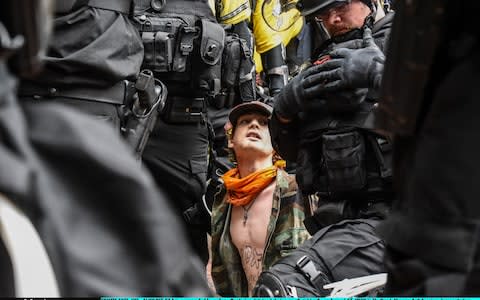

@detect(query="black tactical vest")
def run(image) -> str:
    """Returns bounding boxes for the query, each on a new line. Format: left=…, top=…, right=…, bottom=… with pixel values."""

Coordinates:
left=132, top=0, right=224, bottom=97
left=298, top=22, right=393, bottom=203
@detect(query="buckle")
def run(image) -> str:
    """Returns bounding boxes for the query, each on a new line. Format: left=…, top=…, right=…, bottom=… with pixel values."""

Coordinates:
left=180, top=43, right=193, bottom=53
left=296, top=255, right=321, bottom=282
left=295, top=255, right=330, bottom=291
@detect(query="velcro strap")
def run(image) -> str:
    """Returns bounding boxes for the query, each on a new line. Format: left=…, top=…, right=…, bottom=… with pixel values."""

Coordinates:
left=19, top=81, right=127, bottom=105
left=180, top=26, right=198, bottom=55
left=367, top=134, right=392, bottom=179
left=173, top=25, right=199, bottom=72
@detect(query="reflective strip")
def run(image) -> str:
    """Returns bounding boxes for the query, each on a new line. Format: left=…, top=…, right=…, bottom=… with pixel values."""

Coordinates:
left=218, top=2, right=249, bottom=22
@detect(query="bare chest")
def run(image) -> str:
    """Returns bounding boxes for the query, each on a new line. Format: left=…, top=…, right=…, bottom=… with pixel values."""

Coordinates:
left=229, top=183, right=276, bottom=294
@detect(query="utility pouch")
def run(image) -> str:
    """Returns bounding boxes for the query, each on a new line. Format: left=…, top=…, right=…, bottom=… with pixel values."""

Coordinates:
left=222, top=34, right=243, bottom=88
left=235, top=31, right=255, bottom=101
left=210, top=33, right=242, bottom=109
left=194, top=19, right=224, bottom=98
left=162, top=96, right=205, bottom=124
left=141, top=31, right=173, bottom=73
left=320, top=129, right=367, bottom=193
left=199, top=19, right=224, bottom=66
left=219, top=32, right=256, bottom=105
left=176, top=22, right=199, bottom=72
left=136, top=15, right=198, bottom=74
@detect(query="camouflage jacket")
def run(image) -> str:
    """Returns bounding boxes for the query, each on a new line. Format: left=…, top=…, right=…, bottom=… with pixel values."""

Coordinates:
left=210, top=169, right=311, bottom=296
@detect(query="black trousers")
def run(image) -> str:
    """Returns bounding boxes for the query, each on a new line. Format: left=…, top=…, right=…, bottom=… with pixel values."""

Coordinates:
left=143, top=114, right=210, bottom=263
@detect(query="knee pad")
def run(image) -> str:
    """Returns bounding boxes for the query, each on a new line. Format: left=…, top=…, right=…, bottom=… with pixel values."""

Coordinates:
left=253, top=271, right=291, bottom=297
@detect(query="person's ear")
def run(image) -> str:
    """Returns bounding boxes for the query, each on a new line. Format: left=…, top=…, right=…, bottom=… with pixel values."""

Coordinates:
left=225, top=121, right=235, bottom=148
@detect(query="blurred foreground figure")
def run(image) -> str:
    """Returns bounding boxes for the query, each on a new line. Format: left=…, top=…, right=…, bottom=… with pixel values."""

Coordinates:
left=17, top=0, right=165, bottom=158
left=135, top=0, right=258, bottom=262
left=279, top=0, right=480, bottom=295
left=0, top=0, right=210, bottom=296
left=375, top=0, right=480, bottom=296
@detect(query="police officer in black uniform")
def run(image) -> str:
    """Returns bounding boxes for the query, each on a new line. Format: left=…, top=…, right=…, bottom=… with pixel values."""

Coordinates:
left=15, top=0, right=167, bottom=158
left=0, top=0, right=210, bottom=296
left=133, top=0, right=258, bottom=262
left=17, top=0, right=144, bottom=132
left=252, top=0, right=394, bottom=296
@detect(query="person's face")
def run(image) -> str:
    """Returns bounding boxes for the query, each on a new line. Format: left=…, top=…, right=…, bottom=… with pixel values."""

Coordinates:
left=316, top=0, right=371, bottom=37
left=229, top=113, right=273, bottom=159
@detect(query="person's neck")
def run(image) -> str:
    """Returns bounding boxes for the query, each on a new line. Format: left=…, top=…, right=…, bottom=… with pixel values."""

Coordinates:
left=236, top=155, right=274, bottom=178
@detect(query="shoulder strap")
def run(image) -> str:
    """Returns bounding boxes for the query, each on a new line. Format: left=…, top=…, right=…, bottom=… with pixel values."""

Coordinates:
left=366, top=134, right=392, bottom=179
left=250, top=0, right=256, bottom=12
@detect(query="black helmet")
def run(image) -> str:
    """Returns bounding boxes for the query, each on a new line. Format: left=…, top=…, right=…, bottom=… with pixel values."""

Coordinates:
left=297, top=0, right=350, bottom=17
left=297, top=0, right=374, bottom=17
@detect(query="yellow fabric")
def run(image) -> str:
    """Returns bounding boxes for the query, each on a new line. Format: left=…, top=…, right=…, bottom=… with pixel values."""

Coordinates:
left=215, top=0, right=305, bottom=73
left=254, top=50, right=263, bottom=73
left=252, top=0, right=304, bottom=72
left=216, top=0, right=251, bottom=25
left=222, top=160, right=286, bottom=206
left=279, top=8, right=304, bottom=47
left=252, top=0, right=282, bottom=54
left=252, top=0, right=304, bottom=54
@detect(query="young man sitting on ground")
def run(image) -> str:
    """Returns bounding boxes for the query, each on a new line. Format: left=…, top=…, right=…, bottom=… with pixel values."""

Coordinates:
left=209, top=101, right=310, bottom=296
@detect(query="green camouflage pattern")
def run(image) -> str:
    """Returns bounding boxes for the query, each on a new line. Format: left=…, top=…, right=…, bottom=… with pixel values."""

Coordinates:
left=210, top=169, right=311, bottom=296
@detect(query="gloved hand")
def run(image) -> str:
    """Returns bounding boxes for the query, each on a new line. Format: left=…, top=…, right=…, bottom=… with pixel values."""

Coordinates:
left=324, top=88, right=368, bottom=113
left=315, top=28, right=385, bottom=93
left=273, top=63, right=332, bottom=120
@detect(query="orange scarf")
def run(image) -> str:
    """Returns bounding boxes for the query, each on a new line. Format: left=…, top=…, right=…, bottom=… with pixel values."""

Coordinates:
left=222, top=160, right=286, bottom=207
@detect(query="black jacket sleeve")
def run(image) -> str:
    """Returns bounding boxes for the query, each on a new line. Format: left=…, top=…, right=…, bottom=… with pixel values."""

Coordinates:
left=269, top=112, right=300, bottom=162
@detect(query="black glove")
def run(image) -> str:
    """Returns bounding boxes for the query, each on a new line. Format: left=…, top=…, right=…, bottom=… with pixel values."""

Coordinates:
left=324, top=88, right=368, bottom=113
left=315, top=28, right=385, bottom=92
left=273, top=63, right=333, bottom=120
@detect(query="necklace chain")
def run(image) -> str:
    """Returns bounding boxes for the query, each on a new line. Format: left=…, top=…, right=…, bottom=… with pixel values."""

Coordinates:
left=242, top=199, right=256, bottom=226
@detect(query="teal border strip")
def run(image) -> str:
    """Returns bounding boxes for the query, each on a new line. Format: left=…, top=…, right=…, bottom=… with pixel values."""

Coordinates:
left=101, top=298, right=477, bottom=300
